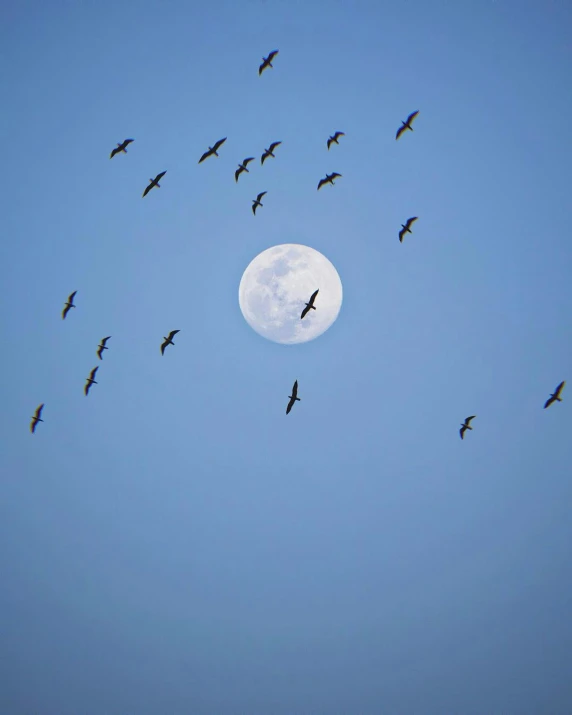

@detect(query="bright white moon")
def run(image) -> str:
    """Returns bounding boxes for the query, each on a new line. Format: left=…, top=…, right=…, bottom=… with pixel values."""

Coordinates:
left=238, top=244, right=343, bottom=344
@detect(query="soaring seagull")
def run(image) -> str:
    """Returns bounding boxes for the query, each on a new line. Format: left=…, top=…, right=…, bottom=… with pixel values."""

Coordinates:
left=399, top=217, right=418, bottom=242
left=30, top=404, right=44, bottom=434
left=96, top=336, right=112, bottom=360
left=110, top=138, right=134, bottom=159
left=259, top=50, right=279, bottom=76
left=235, top=157, right=255, bottom=182
left=459, top=415, right=476, bottom=440
left=396, top=110, right=420, bottom=140
left=327, top=131, right=345, bottom=150
left=84, top=367, right=99, bottom=396
left=286, top=380, right=300, bottom=414
left=161, top=330, right=180, bottom=355
left=544, top=381, right=566, bottom=409
left=62, top=291, right=77, bottom=320
left=261, top=141, right=282, bottom=165
left=199, top=138, right=227, bottom=164
left=317, top=172, right=342, bottom=190
left=301, top=289, right=319, bottom=320
left=142, top=171, right=167, bottom=198
left=252, top=191, right=267, bottom=215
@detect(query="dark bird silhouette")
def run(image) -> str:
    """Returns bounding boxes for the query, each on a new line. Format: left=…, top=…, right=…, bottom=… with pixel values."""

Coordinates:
left=544, top=381, right=566, bottom=409
left=317, top=172, right=342, bottom=190
left=161, top=330, right=180, bottom=355
left=62, top=291, right=77, bottom=320
left=96, top=336, right=112, bottom=360
left=301, top=289, right=319, bottom=319
left=252, top=191, right=267, bottom=215
left=459, top=415, right=476, bottom=439
left=399, top=216, right=418, bottom=242
left=261, top=141, right=282, bottom=165
left=198, top=138, right=227, bottom=163
left=30, top=403, right=44, bottom=434
left=84, top=367, right=99, bottom=396
left=396, top=110, right=420, bottom=140
left=286, top=380, right=300, bottom=414
left=259, top=50, right=279, bottom=75
left=235, top=157, right=255, bottom=182
left=110, top=138, right=134, bottom=159
left=327, top=131, right=345, bottom=150
left=142, top=171, right=167, bottom=198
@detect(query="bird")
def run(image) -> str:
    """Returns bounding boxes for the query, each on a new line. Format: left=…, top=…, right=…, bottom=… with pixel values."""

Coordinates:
left=261, top=141, right=282, bottom=165
left=286, top=380, right=300, bottom=414
left=142, top=171, right=167, bottom=198
left=235, top=157, right=255, bottom=182
left=327, top=131, right=345, bottom=150
left=96, top=336, right=112, bottom=360
left=252, top=191, right=267, bottom=215
left=198, top=138, right=227, bottom=163
left=317, top=172, right=342, bottom=190
left=30, top=404, right=44, bottom=434
left=544, top=381, right=566, bottom=409
left=399, top=216, right=418, bottom=242
left=110, top=138, right=134, bottom=159
left=161, top=330, right=180, bottom=355
left=396, top=110, right=420, bottom=140
left=84, top=367, right=99, bottom=396
left=459, top=416, right=476, bottom=439
left=259, top=50, right=279, bottom=76
left=301, top=289, right=319, bottom=319
left=62, top=291, right=77, bottom=320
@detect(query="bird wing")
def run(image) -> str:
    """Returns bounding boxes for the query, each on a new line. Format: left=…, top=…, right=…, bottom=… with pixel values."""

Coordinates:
left=155, top=171, right=166, bottom=182
left=407, top=110, right=420, bottom=125
left=89, top=367, right=99, bottom=380
left=269, top=141, right=281, bottom=152
left=291, top=380, right=298, bottom=398
left=213, top=138, right=227, bottom=152
left=544, top=395, right=555, bottom=409
left=258, top=61, right=267, bottom=75
left=198, top=149, right=211, bottom=163
left=252, top=203, right=257, bottom=215
left=35, top=403, right=44, bottom=419
left=84, top=382, right=91, bottom=395
left=243, top=157, right=255, bottom=166
left=97, top=346, right=103, bottom=359
left=62, top=304, right=70, bottom=319
left=256, top=191, right=267, bottom=201
left=301, top=305, right=310, bottom=320
left=554, top=380, right=566, bottom=398
left=286, top=397, right=294, bottom=414
left=398, top=228, right=406, bottom=242
left=465, top=415, right=476, bottom=425
left=68, top=291, right=77, bottom=303
left=459, top=426, right=466, bottom=439
left=331, top=173, right=342, bottom=179
left=124, top=139, right=134, bottom=146
left=142, top=183, right=152, bottom=197
left=160, top=339, right=167, bottom=355
left=334, top=132, right=345, bottom=140
left=235, top=167, right=243, bottom=182
left=396, top=125, right=407, bottom=140
left=30, top=419, right=37, bottom=433
left=260, top=152, right=268, bottom=165
left=102, top=336, right=111, bottom=346
left=327, top=138, right=333, bottom=150
left=309, top=289, right=319, bottom=304
left=110, top=146, right=119, bottom=159
left=405, top=217, right=418, bottom=230
left=167, top=330, right=180, bottom=340
left=317, top=178, right=326, bottom=190
left=268, top=50, right=279, bottom=61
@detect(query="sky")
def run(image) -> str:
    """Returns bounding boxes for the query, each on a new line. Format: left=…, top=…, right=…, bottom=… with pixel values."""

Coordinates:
left=1, top=1, right=571, bottom=713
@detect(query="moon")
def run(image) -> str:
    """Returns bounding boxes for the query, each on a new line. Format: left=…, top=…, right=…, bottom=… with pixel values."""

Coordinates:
left=238, top=244, right=343, bottom=344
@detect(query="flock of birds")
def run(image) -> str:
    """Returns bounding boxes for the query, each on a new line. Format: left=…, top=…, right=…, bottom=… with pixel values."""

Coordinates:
left=28, top=50, right=566, bottom=433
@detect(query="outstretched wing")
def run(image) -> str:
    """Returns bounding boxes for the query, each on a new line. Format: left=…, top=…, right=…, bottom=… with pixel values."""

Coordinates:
left=334, top=131, right=345, bottom=140
left=309, top=289, right=319, bottom=305
left=123, top=138, right=134, bottom=148
left=213, top=138, right=227, bottom=152
left=317, top=178, right=327, bottom=190
left=235, top=167, right=243, bottom=182
left=89, top=367, right=99, bottom=381
left=459, top=426, right=466, bottom=439
left=544, top=395, right=556, bottom=409
left=198, top=149, right=211, bottom=164
left=286, top=396, right=295, bottom=414
left=62, top=304, right=71, bottom=319
left=155, top=171, right=167, bottom=182
left=327, top=138, right=333, bottom=150
left=167, top=330, right=180, bottom=340
left=101, top=336, right=111, bottom=346
left=160, top=339, right=168, bottom=355
left=260, top=151, right=269, bottom=165
left=252, top=203, right=257, bottom=215
left=554, top=381, right=566, bottom=398
left=405, top=216, right=418, bottom=229
left=110, top=146, right=120, bottom=159
left=396, top=124, right=407, bottom=140
left=142, top=182, right=152, bottom=197
left=291, top=380, right=298, bottom=399
left=268, top=50, right=279, bottom=62
left=243, top=157, right=254, bottom=167
left=258, top=60, right=267, bottom=75
left=406, top=110, right=419, bottom=126
left=84, top=381, right=91, bottom=396
left=398, top=228, right=406, bottom=243
left=35, top=403, right=44, bottom=419
left=256, top=191, right=267, bottom=201
left=465, top=416, right=476, bottom=425
left=97, top=346, right=103, bottom=359
left=68, top=291, right=77, bottom=304
left=268, top=141, right=281, bottom=152
left=301, top=304, right=310, bottom=320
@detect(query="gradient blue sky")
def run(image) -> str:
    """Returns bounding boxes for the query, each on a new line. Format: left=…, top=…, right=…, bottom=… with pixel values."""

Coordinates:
left=1, top=1, right=571, bottom=713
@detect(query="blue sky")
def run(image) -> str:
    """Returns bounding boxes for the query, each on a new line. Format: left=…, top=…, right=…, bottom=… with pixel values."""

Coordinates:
left=1, top=1, right=571, bottom=713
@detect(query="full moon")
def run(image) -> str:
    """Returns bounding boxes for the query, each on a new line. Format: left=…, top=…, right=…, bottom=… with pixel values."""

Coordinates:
left=238, top=244, right=343, bottom=344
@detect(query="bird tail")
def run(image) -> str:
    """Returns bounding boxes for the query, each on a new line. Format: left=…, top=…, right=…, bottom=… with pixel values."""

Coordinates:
left=296, top=397, right=301, bottom=401
left=557, top=397, right=562, bottom=401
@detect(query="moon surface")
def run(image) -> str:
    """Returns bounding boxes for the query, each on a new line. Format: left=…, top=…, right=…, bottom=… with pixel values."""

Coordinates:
left=238, top=244, right=343, bottom=344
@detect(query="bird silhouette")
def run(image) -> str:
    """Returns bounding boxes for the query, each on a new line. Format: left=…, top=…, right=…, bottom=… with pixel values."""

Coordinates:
left=459, top=415, right=476, bottom=439
left=142, top=171, right=167, bottom=198
left=399, top=217, right=418, bottom=242
left=84, top=367, right=99, bottom=396
left=199, top=138, right=227, bottom=163
left=396, top=110, right=420, bottom=140
left=161, top=330, right=180, bottom=355
left=30, top=404, right=44, bottom=434
left=96, top=336, right=112, bottom=360
left=252, top=191, right=267, bottom=215
left=544, top=381, right=566, bottom=409
left=261, top=141, right=282, bottom=165
left=286, top=380, right=300, bottom=414
left=301, top=289, right=319, bottom=319
left=317, top=172, right=342, bottom=190
left=110, top=138, right=134, bottom=159
left=235, top=157, right=255, bottom=182
left=259, top=50, right=279, bottom=75
left=62, top=291, right=77, bottom=320
left=327, top=131, right=345, bottom=150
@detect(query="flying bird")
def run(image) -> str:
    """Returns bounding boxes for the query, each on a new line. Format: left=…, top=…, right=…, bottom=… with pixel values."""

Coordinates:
left=286, top=380, right=300, bottom=414
left=327, top=131, right=345, bottom=150
left=252, top=191, right=267, bottom=215
left=396, top=110, right=420, bottom=140
left=142, top=171, right=167, bottom=198
left=62, top=291, right=77, bottom=320
left=96, top=336, right=112, bottom=360
left=317, top=172, right=342, bottom=190
left=110, top=138, right=134, bottom=159
left=399, top=216, right=418, bottom=242
left=459, top=415, right=476, bottom=440
left=30, top=404, right=44, bottom=434
left=259, top=50, right=279, bottom=76
left=161, top=330, right=180, bottom=355
left=261, top=141, right=282, bottom=165
left=84, top=367, right=99, bottom=396
left=301, top=289, right=319, bottom=319
left=198, top=138, right=227, bottom=163
left=235, top=157, right=255, bottom=182
left=544, top=381, right=566, bottom=409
